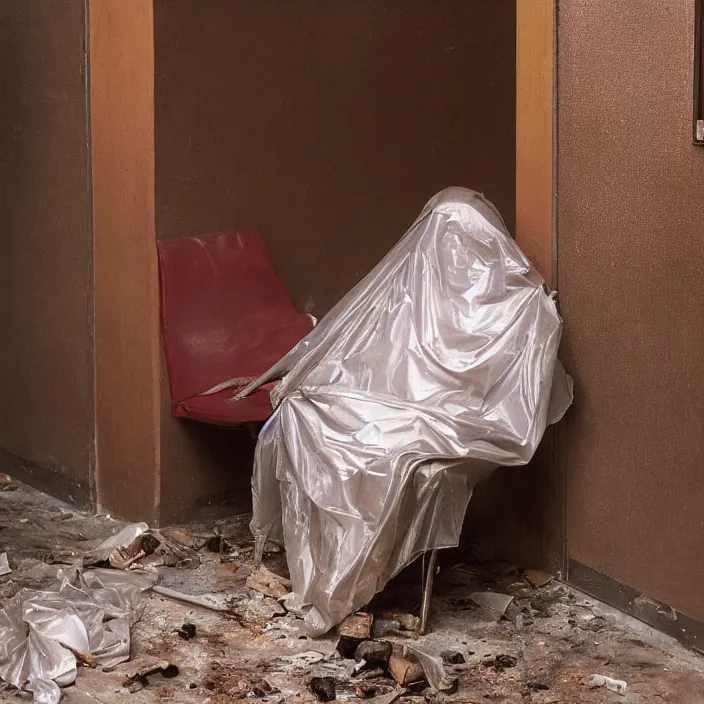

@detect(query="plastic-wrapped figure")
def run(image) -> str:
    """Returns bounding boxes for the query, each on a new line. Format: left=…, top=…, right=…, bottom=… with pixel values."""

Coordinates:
left=239, top=188, right=572, bottom=635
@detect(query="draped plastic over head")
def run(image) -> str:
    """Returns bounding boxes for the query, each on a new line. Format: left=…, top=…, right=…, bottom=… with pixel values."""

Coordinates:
left=245, top=188, right=572, bottom=634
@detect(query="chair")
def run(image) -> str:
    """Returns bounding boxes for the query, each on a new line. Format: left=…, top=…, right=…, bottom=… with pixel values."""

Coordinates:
left=157, top=230, right=314, bottom=426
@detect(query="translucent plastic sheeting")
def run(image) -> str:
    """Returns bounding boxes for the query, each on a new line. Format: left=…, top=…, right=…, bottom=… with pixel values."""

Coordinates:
left=240, top=188, right=573, bottom=635
left=0, top=567, right=155, bottom=702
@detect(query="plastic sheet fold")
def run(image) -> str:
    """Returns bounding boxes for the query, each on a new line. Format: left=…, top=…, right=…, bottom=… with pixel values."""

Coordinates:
left=0, top=567, right=155, bottom=702
left=244, top=188, right=572, bottom=635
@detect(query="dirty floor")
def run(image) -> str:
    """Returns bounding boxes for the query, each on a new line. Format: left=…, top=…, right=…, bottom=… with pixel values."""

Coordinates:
left=1, top=480, right=703, bottom=703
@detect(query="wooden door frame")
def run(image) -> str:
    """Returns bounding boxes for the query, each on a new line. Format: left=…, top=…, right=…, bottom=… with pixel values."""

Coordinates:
left=515, top=0, right=566, bottom=577
left=89, top=0, right=161, bottom=523
left=516, top=0, right=555, bottom=286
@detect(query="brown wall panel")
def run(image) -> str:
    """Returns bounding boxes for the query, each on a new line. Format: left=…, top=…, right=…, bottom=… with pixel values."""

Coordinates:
left=558, top=1, right=704, bottom=621
left=0, top=1, right=93, bottom=498
left=461, top=436, right=560, bottom=571
left=153, top=1, right=516, bottom=523
left=154, top=0, right=515, bottom=314
left=157, top=360, right=254, bottom=524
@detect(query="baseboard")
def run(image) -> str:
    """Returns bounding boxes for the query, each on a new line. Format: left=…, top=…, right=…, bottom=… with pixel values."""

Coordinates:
left=0, top=446, right=91, bottom=510
left=568, top=559, right=704, bottom=653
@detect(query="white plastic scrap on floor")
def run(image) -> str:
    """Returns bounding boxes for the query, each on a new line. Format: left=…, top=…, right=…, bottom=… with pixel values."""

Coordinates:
left=588, top=673, right=628, bottom=694
left=241, top=187, right=574, bottom=635
left=0, top=566, right=155, bottom=703
left=0, top=552, right=11, bottom=577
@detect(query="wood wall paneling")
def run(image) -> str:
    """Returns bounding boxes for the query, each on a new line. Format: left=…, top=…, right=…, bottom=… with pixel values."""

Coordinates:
left=89, top=0, right=161, bottom=522
left=558, top=0, right=704, bottom=623
left=0, top=0, right=93, bottom=500
left=516, top=0, right=554, bottom=285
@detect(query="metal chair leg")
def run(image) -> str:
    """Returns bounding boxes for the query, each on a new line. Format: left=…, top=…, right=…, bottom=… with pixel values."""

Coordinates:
left=253, top=534, right=266, bottom=568
left=419, top=549, right=438, bottom=635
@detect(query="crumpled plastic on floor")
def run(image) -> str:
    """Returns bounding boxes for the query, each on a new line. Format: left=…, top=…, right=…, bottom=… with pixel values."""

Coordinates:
left=241, top=188, right=573, bottom=635
left=0, top=566, right=155, bottom=703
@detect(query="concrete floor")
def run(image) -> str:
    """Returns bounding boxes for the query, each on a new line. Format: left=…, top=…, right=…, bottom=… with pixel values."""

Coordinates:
left=1, top=479, right=703, bottom=703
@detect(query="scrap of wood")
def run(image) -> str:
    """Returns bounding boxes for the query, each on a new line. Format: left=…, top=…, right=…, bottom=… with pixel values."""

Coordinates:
left=525, top=569, right=554, bottom=588
left=388, top=655, right=424, bottom=686
left=246, top=565, right=292, bottom=599
left=338, top=611, right=373, bottom=639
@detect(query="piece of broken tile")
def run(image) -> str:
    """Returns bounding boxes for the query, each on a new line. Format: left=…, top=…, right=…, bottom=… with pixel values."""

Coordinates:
left=50, top=512, right=73, bottom=523
left=0, top=552, right=11, bottom=576
left=246, top=564, right=292, bottom=599
left=371, top=618, right=400, bottom=637
left=406, top=646, right=458, bottom=693
left=354, top=640, right=392, bottom=667
left=158, top=527, right=203, bottom=550
left=339, top=611, right=373, bottom=639
left=368, top=690, right=406, bottom=704
left=396, top=613, right=420, bottom=632
left=116, top=656, right=175, bottom=685
left=469, top=591, right=514, bottom=619
left=525, top=569, right=554, bottom=588
left=234, top=594, right=287, bottom=622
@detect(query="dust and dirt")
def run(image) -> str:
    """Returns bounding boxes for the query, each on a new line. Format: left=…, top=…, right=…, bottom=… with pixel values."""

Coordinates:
left=1, top=479, right=703, bottom=703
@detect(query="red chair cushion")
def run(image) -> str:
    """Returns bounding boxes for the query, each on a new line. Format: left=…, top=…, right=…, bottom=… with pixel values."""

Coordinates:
left=176, top=385, right=277, bottom=426
left=157, top=231, right=312, bottom=425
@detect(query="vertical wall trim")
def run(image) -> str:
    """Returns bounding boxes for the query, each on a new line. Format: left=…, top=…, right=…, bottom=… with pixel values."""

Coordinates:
left=84, top=0, right=97, bottom=509
left=516, top=0, right=564, bottom=575
left=516, top=0, right=554, bottom=285
left=89, top=0, right=160, bottom=522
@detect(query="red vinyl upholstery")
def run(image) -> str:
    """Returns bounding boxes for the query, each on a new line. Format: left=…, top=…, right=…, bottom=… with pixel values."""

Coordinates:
left=157, top=231, right=313, bottom=425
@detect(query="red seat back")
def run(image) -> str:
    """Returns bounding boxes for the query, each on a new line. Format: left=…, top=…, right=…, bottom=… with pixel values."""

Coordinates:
left=157, top=231, right=312, bottom=414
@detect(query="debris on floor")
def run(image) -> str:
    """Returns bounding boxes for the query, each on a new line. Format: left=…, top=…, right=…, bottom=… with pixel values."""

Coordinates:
left=0, top=564, right=155, bottom=702
left=339, top=612, right=373, bottom=640
left=469, top=591, right=515, bottom=620
left=1, top=480, right=704, bottom=703
left=587, top=673, right=628, bottom=694
left=246, top=564, right=292, bottom=599
left=177, top=622, right=196, bottom=641
left=0, top=553, right=10, bottom=577
left=310, top=675, right=337, bottom=701
left=86, top=522, right=196, bottom=572
left=524, top=569, right=555, bottom=589
left=388, top=653, right=424, bottom=686
left=440, top=650, right=465, bottom=665
left=117, top=656, right=180, bottom=692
